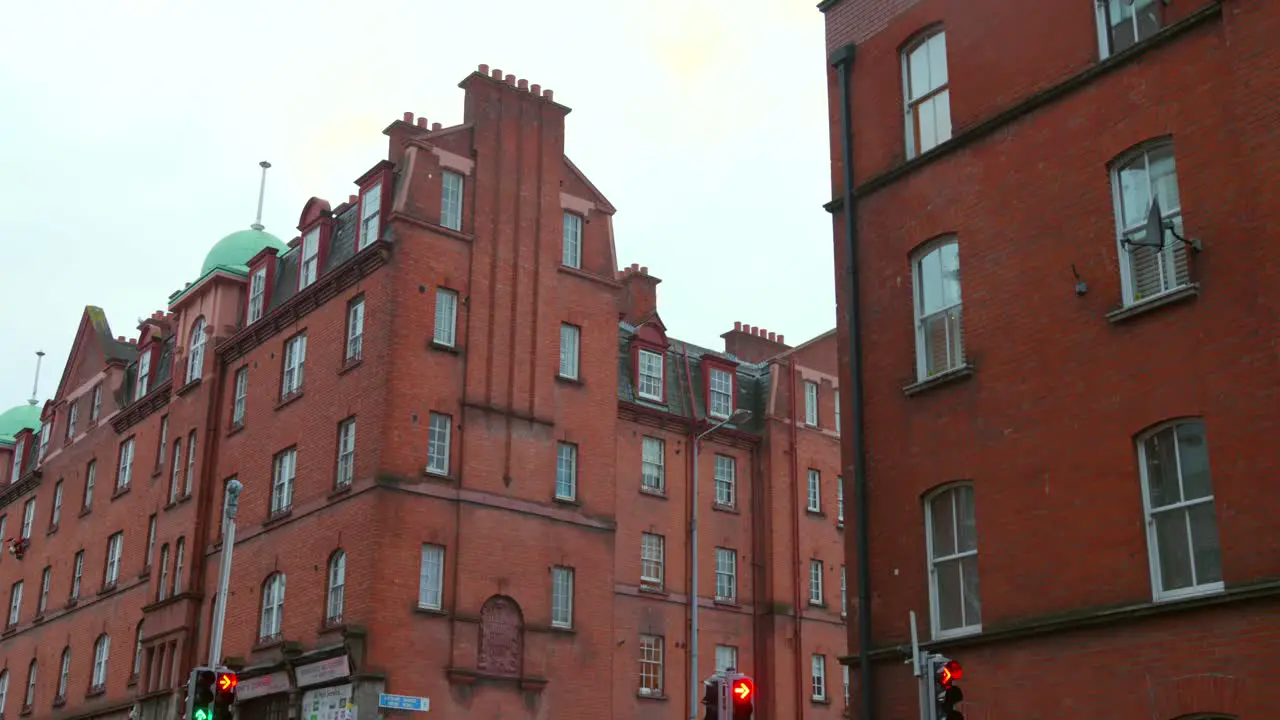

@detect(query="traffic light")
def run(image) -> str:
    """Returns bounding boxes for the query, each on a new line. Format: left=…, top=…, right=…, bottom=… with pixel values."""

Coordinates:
left=187, top=667, right=216, bottom=720
left=728, top=674, right=754, bottom=719
left=703, top=676, right=722, bottom=720
left=213, top=669, right=238, bottom=720
left=932, top=656, right=964, bottom=720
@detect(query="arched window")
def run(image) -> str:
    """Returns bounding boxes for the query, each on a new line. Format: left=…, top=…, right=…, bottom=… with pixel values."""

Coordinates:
left=23, top=658, right=37, bottom=709
left=902, top=28, right=951, bottom=158
left=157, top=544, right=170, bottom=601
left=187, top=317, right=207, bottom=384
left=924, top=483, right=981, bottom=638
left=911, top=237, right=964, bottom=381
left=92, top=633, right=110, bottom=688
left=173, top=538, right=186, bottom=595
left=1110, top=140, right=1188, bottom=305
left=133, top=620, right=144, bottom=677
left=259, top=573, right=286, bottom=642
left=1137, top=419, right=1222, bottom=600
left=326, top=551, right=346, bottom=626
left=57, top=647, right=71, bottom=698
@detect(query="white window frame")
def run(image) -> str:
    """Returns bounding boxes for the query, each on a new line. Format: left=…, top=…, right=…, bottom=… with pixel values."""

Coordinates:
left=9, top=437, right=23, bottom=481
left=158, top=544, right=170, bottom=601
left=555, top=442, right=577, bottom=501
left=714, top=547, right=737, bottom=602
left=1095, top=0, right=1162, bottom=59
left=708, top=367, right=733, bottom=419
left=145, top=514, right=156, bottom=568
left=21, top=498, right=35, bottom=539
left=38, top=566, right=49, bottom=614
left=259, top=573, right=286, bottom=640
left=23, top=659, right=36, bottom=708
left=157, top=414, right=168, bottom=468
left=441, top=171, right=464, bottom=231
left=135, top=351, right=151, bottom=400
left=811, top=654, right=827, bottom=701
left=232, top=367, right=248, bottom=425
left=804, top=380, right=819, bottom=426
left=562, top=212, right=583, bottom=268
left=116, top=437, right=135, bottom=491
left=336, top=418, right=357, bottom=488
left=636, top=349, right=664, bottom=401
left=66, top=401, right=78, bottom=440
left=426, top=412, right=452, bottom=476
left=184, top=431, right=197, bottom=496
left=912, top=237, right=965, bottom=381
left=281, top=333, right=307, bottom=397
left=359, top=182, right=382, bottom=250
left=91, top=384, right=101, bottom=420
left=902, top=29, right=951, bottom=159
left=809, top=559, right=824, bottom=605
left=8, top=581, right=22, bottom=627
left=551, top=566, right=574, bottom=629
left=83, top=460, right=96, bottom=509
left=1137, top=419, right=1223, bottom=601
left=133, top=622, right=144, bottom=676
left=187, top=317, right=207, bottom=384
left=559, top=324, right=581, bottom=380
left=1110, top=141, right=1188, bottom=306
left=434, top=288, right=458, bottom=347
left=807, top=469, right=822, bottom=513
left=271, top=448, right=297, bottom=515
left=841, top=565, right=847, bottom=618
left=640, top=532, right=665, bottom=587
left=418, top=544, right=445, bottom=610
left=714, top=645, right=738, bottom=673
left=169, top=439, right=182, bottom=503
left=105, top=531, right=123, bottom=586
left=71, top=551, right=83, bottom=600
left=38, top=423, right=49, bottom=463
left=713, top=454, right=736, bottom=508
left=837, top=475, right=845, bottom=525
left=346, top=296, right=365, bottom=362
left=834, top=389, right=841, bottom=434
left=299, top=227, right=321, bottom=290
left=57, top=648, right=70, bottom=698
left=0, top=669, right=8, bottom=710
left=641, top=436, right=665, bottom=491
left=925, top=484, right=982, bottom=638
left=51, top=480, right=62, bottom=527
left=173, top=537, right=185, bottom=595
left=247, top=267, right=267, bottom=325
left=638, top=634, right=663, bottom=696
left=327, top=551, right=346, bottom=623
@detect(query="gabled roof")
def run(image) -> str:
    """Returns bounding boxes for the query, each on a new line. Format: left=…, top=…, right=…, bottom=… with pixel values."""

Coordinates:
left=564, top=156, right=617, bottom=214
left=53, top=306, right=138, bottom=402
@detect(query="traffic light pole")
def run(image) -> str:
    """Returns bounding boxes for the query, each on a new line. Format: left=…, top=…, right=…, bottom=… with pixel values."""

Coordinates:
left=208, top=479, right=243, bottom=667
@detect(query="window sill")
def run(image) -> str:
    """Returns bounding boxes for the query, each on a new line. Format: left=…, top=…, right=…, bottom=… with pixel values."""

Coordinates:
left=338, top=357, right=363, bottom=375
left=253, top=635, right=285, bottom=652
left=1153, top=581, right=1224, bottom=605
left=902, top=364, right=975, bottom=398
left=78, top=507, right=92, bottom=518
left=422, top=468, right=453, bottom=482
left=65, top=597, right=79, bottom=609
left=175, top=377, right=203, bottom=397
left=2, top=626, right=16, bottom=637
left=264, top=508, right=293, bottom=527
left=32, top=613, right=45, bottom=625
left=933, top=624, right=982, bottom=642
left=127, top=673, right=139, bottom=688
left=636, top=394, right=667, bottom=405
left=639, top=486, right=667, bottom=500
left=319, top=617, right=346, bottom=634
left=811, top=696, right=831, bottom=706
left=1105, top=283, right=1200, bottom=324
left=150, top=467, right=163, bottom=479
left=809, top=600, right=827, bottom=609
left=638, top=584, right=667, bottom=596
left=636, top=691, right=668, bottom=702
left=548, top=624, right=575, bottom=635
left=552, top=496, right=580, bottom=507
left=555, top=374, right=583, bottom=387
left=806, top=508, right=825, bottom=518
left=275, top=390, right=304, bottom=411
left=111, top=486, right=131, bottom=501
left=98, top=582, right=119, bottom=597
left=226, top=422, right=245, bottom=438
left=714, top=598, right=739, bottom=608
left=46, top=523, right=58, bottom=536
left=414, top=605, right=448, bottom=617
left=85, top=684, right=106, bottom=698
left=139, top=567, right=151, bottom=580
left=53, top=694, right=67, bottom=707
left=20, top=704, right=33, bottom=717
left=712, top=502, right=738, bottom=514
left=328, top=483, right=353, bottom=500
left=428, top=340, right=460, bottom=355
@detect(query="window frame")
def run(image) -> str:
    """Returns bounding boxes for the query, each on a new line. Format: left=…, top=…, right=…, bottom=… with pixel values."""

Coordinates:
left=562, top=212, right=583, bottom=269
left=911, top=236, right=965, bottom=381
left=358, top=181, right=383, bottom=250
left=641, top=436, right=665, bottom=492
left=326, top=550, right=346, bottom=625
left=809, top=559, right=824, bottom=605
left=811, top=654, right=828, bottom=702
left=299, top=227, right=321, bottom=290
left=705, top=363, right=736, bottom=420
left=259, top=572, right=286, bottom=641
left=247, top=266, right=267, bottom=325
left=281, top=332, right=307, bottom=398
left=803, top=380, right=819, bottom=426
left=345, top=295, right=365, bottom=363
left=807, top=469, right=822, bottom=513
left=713, top=454, right=736, bottom=508
left=426, top=412, right=452, bottom=476
left=135, top=349, right=151, bottom=401
left=187, top=316, right=207, bottom=385
left=640, top=532, right=665, bottom=588
left=336, top=417, right=357, bottom=489
left=8, top=580, right=22, bottom=627
left=714, top=547, right=738, bottom=602
left=924, top=483, right=982, bottom=639
left=433, top=288, right=459, bottom=348
left=105, top=531, right=123, bottom=586
left=636, top=348, right=665, bottom=402
left=555, top=441, right=578, bottom=501
left=232, top=366, right=249, bottom=426
left=116, top=436, right=135, bottom=491
left=559, top=323, right=581, bottom=380
left=441, top=171, right=464, bottom=231
left=1095, top=0, right=1163, bottom=59
left=551, top=565, right=574, bottom=629
left=1136, top=418, right=1224, bottom=602
left=1109, top=140, right=1188, bottom=307
left=638, top=634, right=664, bottom=696
left=83, top=459, right=96, bottom=509
left=418, top=543, right=445, bottom=610
left=271, top=447, right=297, bottom=516
left=901, top=28, right=952, bottom=159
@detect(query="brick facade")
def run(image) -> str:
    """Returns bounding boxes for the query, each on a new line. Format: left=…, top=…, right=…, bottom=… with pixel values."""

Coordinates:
left=0, top=65, right=845, bottom=720
left=823, top=1, right=1280, bottom=718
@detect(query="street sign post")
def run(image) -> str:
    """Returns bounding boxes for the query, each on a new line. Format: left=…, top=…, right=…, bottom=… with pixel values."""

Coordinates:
left=378, top=693, right=431, bottom=712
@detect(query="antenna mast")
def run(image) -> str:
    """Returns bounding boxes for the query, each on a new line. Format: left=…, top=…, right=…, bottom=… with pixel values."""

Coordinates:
left=251, top=160, right=272, bottom=231
left=28, top=350, right=45, bottom=406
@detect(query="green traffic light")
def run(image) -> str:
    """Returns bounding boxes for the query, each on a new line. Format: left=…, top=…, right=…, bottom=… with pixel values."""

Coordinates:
left=194, top=708, right=210, bottom=720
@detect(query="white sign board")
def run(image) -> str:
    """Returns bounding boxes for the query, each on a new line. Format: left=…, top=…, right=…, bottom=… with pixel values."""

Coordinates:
left=302, top=683, right=355, bottom=720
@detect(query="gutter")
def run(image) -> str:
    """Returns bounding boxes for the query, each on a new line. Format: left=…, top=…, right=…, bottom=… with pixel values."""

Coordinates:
left=830, top=42, right=875, bottom=720
left=787, top=358, right=805, bottom=720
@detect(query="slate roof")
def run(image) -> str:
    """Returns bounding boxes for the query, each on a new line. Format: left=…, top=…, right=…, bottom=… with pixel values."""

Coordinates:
left=260, top=203, right=362, bottom=320
left=617, top=321, right=769, bottom=435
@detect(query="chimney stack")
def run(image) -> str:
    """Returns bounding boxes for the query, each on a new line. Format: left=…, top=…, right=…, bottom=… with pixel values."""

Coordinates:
left=619, top=263, right=662, bottom=325
left=721, top=321, right=791, bottom=362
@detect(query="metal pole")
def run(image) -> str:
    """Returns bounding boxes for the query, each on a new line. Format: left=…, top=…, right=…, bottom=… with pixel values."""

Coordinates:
left=209, top=479, right=243, bottom=667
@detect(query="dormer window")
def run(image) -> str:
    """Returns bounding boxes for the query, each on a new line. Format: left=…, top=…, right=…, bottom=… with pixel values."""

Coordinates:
left=359, top=182, right=382, bottom=250
left=10, top=437, right=24, bottom=481
left=299, top=228, right=321, bottom=290
left=187, top=317, right=207, bottom=385
left=637, top=349, right=665, bottom=402
left=707, top=366, right=735, bottom=419
left=442, top=171, right=464, bottom=231
left=248, top=267, right=267, bottom=325
left=65, top=401, right=77, bottom=440
left=134, top=349, right=151, bottom=401
left=37, top=424, right=50, bottom=463
left=90, top=384, right=101, bottom=421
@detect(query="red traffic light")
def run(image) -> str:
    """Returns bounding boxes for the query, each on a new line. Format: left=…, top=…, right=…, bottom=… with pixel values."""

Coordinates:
left=216, top=672, right=238, bottom=692
left=938, top=660, right=962, bottom=687
left=732, top=678, right=753, bottom=701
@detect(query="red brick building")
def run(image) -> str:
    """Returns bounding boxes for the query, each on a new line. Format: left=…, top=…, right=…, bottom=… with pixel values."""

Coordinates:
left=821, top=1, right=1280, bottom=719
left=0, top=64, right=848, bottom=720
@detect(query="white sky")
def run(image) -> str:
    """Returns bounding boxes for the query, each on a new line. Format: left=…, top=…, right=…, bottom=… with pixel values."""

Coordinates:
left=0, top=0, right=834, bottom=408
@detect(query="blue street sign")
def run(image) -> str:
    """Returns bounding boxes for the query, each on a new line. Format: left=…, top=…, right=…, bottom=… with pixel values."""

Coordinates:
left=378, top=693, right=431, bottom=712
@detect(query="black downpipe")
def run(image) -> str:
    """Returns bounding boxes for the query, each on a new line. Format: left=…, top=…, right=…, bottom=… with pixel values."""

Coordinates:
left=831, top=42, right=875, bottom=720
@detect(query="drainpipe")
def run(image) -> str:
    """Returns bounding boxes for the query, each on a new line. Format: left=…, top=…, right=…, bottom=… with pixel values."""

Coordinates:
left=787, top=359, right=805, bottom=720
left=680, top=344, right=698, bottom=720
left=191, top=335, right=227, bottom=674
left=831, top=42, right=875, bottom=720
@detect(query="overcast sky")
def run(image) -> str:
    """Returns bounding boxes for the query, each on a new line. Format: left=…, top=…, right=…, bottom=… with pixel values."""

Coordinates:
left=0, top=0, right=833, bottom=409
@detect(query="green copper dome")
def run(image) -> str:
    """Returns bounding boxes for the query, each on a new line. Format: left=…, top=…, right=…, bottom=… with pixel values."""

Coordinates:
left=0, top=403, right=41, bottom=445
left=200, top=228, right=288, bottom=275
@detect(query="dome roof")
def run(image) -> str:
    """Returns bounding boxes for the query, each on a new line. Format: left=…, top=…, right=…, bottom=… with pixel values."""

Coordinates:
left=200, top=228, right=288, bottom=276
left=0, top=403, right=41, bottom=444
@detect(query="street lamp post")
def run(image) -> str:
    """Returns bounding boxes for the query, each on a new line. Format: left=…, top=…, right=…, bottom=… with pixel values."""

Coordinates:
left=690, top=407, right=752, bottom=720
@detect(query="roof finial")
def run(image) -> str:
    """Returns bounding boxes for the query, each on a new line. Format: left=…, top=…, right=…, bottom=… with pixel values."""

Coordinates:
left=251, top=160, right=272, bottom=231
left=28, top=350, right=45, bottom=406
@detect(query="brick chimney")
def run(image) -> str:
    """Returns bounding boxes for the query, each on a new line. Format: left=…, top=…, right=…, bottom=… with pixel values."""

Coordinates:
left=619, top=263, right=660, bottom=325
left=721, top=321, right=790, bottom=363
